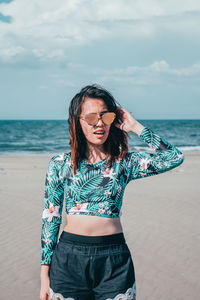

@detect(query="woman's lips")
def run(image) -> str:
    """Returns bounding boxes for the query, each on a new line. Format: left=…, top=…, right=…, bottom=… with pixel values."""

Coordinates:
left=94, top=130, right=105, bottom=138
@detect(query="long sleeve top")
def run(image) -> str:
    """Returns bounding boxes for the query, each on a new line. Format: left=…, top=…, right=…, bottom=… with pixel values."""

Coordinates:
left=40, top=127, right=184, bottom=265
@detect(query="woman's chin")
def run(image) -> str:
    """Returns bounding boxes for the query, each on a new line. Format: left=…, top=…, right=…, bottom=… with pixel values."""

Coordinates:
left=88, top=137, right=108, bottom=147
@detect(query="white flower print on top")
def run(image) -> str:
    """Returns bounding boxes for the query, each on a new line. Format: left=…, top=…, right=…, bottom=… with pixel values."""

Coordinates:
left=105, top=191, right=111, bottom=197
left=117, top=185, right=122, bottom=191
left=139, top=157, right=151, bottom=170
left=68, top=202, right=89, bottom=214
left=103, top=167, right=116, bottom=179
left=55, top=153, right=65, bottom=161
left=42, top=202, right=61, bottom=222
left=149, top=143, right=156, bottom=150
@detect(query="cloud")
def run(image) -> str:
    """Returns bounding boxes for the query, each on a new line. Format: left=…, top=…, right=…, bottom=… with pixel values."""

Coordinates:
left=53, top=60, right=200, bottom=87
left=99, top=61, right=200, bottom=86
left=0, top=0, right=200, bottom=62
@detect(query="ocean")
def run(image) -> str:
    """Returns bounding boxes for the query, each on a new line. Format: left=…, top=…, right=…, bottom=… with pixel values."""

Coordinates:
left=0, top=119, right=199, bottom=155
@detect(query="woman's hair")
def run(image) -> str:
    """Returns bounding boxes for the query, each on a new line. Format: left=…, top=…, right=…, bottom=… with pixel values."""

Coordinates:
left=68, top=84, right=128, bottom=174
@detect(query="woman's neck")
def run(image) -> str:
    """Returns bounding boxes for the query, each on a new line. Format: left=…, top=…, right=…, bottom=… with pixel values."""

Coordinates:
left=85, top=143, right=107, bottom=164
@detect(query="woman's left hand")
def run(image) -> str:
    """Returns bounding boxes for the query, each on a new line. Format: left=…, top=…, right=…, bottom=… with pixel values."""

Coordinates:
left=115, top=106, right=144, bottom=135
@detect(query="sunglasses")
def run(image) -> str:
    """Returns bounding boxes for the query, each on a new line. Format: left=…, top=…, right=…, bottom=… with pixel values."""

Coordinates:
left=80, top=112, right=116, bottom=126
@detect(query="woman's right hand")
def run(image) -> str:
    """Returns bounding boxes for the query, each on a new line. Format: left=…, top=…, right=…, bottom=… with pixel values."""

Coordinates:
left=40, top=274, right=51, bottom=300
left=115, top=106, right=144, bottom=135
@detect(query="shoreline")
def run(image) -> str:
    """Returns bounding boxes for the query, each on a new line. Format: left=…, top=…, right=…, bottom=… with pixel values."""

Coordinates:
left=0, top=149, right=199, bottom=157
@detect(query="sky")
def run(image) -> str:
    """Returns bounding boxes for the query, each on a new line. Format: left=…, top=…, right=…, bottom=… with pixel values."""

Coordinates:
left=0, top=0, right=200, bottom=120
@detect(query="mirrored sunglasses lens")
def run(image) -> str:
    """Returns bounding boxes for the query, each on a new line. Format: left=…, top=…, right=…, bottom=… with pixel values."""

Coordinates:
left=102, top=112, right=116, bottom=125
left=85, top=113, right=98, bottom=125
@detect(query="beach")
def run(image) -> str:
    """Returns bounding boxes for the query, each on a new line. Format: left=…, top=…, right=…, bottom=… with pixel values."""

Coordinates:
left=0, top=151, right=199, bottom=300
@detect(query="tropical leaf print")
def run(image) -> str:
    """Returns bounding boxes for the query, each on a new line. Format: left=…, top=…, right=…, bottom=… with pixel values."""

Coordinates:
left=125, top=128, right=184, bottom=183
left=69, top=169, right=103, bottom=200
left=102, top=165, right=122, bottom=199
left=41, top=155, right=64, bottom=265
left=41, top=221, right=60, bottom=264
left=45, top=182, right=64, bottom=207
left=60, top=153, right=73, bottom=179
left=41, top=127, right=184, bottom=265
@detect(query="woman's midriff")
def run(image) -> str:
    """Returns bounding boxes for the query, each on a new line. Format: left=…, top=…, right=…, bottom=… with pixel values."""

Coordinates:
left=64, top=214, right=123, bottom=236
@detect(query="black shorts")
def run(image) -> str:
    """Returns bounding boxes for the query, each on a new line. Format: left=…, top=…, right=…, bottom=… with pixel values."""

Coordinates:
left=49, top=231, right=136, bottom=300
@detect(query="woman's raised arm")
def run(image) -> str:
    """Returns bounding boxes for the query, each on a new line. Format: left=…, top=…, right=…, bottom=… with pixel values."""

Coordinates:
left=123, top=126, right=184, bottom=184
left=115, top=107, right=184, bottom=183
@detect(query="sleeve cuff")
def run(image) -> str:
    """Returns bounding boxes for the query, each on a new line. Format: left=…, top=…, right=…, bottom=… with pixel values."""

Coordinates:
left=40, top=253, right=53, bottom=265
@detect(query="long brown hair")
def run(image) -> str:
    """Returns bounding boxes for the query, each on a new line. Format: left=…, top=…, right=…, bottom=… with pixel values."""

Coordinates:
left=68, top=84, right=129, bottom=174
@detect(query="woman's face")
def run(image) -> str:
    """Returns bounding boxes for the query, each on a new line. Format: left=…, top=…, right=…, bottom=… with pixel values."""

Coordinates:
left=79, top=97, right=111, bottom=149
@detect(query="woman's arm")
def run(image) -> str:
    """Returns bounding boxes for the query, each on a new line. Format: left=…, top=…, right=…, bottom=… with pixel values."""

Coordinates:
left=40, top=265, right=50, bottom=300
left=40, top=155, right=64, bottom=300
left=124, top=124, right=184, bottom=183
left=40, top=155, right=64, bottom=265
left=115, top=107, right=184, bottom=183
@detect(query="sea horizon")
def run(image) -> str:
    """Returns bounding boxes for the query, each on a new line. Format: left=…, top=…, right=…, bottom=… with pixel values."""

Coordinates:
left=0, top=119, right=199, bottom=155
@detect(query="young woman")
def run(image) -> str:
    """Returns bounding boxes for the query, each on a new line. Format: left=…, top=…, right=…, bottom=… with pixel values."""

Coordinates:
left=40, top=84, right=184, bottom=300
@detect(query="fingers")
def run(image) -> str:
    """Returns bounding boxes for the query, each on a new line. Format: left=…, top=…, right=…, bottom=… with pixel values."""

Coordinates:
left=116, top=106, right=125, bottom=115
left=40, top=290, right=50, bottom=300
left=115, top=122, right=124, bottom=130
left=117, top=106, right=133, bottom=117
left=116, top=106, right=127, bottom=113
left=115, top=122, right=120, bottom=129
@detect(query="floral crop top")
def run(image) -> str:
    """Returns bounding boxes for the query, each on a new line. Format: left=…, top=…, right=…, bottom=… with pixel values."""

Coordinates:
left=41, top=127, right=184, bottom=264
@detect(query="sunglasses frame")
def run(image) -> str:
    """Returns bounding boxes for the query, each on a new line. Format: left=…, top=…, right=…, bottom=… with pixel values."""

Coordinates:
left=80, top=112, right=116, bottom=126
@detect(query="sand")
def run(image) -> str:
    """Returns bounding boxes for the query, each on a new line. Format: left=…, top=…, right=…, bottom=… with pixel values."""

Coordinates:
left=0, top=152, right=199, bottom=300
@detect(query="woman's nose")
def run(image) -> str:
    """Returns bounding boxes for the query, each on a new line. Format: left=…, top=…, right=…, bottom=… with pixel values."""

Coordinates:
left=96, top=116, right=104, bottom=126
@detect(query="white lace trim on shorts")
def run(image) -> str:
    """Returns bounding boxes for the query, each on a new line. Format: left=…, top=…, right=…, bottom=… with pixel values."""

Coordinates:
left=49, top=288, right=75, bottom=300
left=106, top=281, right=136, bottom=300
left=50, top=281, right=136, bottom=300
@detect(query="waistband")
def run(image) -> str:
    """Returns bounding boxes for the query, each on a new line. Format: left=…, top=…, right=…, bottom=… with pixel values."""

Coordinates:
left=59, top=230, right=126, bottom=245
